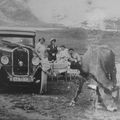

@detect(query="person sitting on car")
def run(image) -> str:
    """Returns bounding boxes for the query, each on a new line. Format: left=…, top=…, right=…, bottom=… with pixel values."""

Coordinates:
left=35, top=37, right=46, bottom=59
left=47, top=38, right=58, bottom=61
left=68, top=48, right=81, bottom=70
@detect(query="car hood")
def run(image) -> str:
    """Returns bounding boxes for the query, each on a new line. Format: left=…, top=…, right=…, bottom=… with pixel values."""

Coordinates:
left=0, top=40, right=19, bottom=52
left=0, top=40, right=34, bottom=51
left=0, top=46, right=14, bottom=52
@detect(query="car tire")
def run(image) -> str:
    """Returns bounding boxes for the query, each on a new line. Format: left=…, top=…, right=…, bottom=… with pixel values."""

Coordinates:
left=34, top=83, right=48, bottom=95
left=33, top=68, right=47, bottom=95
left=0, top=67, right=9, bottom=88
left=34, top=82, right=41, bottom=94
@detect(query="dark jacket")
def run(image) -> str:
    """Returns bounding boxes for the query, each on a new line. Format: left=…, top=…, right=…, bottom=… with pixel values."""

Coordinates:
left=47, top=44, right=58, bottom=61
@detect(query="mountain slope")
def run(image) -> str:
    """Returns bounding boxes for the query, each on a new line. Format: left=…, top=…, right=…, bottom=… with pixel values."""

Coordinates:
left=0, top=0, right=61, bottom=28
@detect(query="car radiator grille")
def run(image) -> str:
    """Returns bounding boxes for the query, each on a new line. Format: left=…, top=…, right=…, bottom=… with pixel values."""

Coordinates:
left=13, top=48, right=29, bottom=75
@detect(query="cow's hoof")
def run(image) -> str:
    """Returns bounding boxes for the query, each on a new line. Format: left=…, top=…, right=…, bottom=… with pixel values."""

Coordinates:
left=67, top=86, right=70, bottom=89
left=69, top=100, right=75, bottom=106
left=96, top=103, right=103, bottom=109
left=106, top=105, right=117, bottom=112
left=35, top=79, right=40, bottom=83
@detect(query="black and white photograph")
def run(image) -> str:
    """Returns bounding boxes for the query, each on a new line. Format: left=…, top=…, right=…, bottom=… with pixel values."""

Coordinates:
left=0, top=0, right=119, bottom=120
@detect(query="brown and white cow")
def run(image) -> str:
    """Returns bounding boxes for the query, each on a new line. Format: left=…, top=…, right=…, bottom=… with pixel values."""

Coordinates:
left=70, top=45, right=119, bottom=111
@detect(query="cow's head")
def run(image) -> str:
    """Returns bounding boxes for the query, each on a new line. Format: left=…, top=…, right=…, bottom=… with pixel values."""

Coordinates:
left=99, top=87, right=118, bottom=112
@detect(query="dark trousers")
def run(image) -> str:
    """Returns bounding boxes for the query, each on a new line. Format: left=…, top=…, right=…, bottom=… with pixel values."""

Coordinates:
left=70, top=61, right=81, bottom=70
left=48, top=54, right=56, bottom=61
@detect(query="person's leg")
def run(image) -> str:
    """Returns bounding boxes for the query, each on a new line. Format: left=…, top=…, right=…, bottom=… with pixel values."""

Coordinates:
left=70, top=62, right=81, bottom=70
left=73, top=80, right=84, bottom=102
left=70, top=61, right=76, bottom=69
left=69, top=76, right=85, bottom=106
left=40, top=71, right=48, bottom=94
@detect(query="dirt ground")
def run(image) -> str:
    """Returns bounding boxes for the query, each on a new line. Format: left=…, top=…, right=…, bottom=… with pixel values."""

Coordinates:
left=0, top=70, right=120, bottom=120
left=1, top=29, right=120, bottom=120
left=1, top=52, right=120, bottom=120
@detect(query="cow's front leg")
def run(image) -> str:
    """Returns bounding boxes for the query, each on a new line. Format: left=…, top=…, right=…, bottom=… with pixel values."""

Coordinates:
left=69, top=76, right=85, bottom=106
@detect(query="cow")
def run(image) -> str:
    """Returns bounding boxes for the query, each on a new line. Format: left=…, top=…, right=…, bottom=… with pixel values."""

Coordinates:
left=69, top=45, right=119, bottom=112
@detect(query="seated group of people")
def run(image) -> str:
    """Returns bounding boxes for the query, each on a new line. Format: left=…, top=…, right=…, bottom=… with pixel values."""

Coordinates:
left=35, top=37, right=81, bottom=70
left=35, top=37, right=81, bottom=94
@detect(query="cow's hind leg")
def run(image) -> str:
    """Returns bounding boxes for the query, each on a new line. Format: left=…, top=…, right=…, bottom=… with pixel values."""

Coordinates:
left=69, top=76, right=85, bottom=106
left=90, top=89, right=98, bottom=112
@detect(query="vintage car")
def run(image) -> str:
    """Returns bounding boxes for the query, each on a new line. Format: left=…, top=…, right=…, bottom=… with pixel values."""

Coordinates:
left=0, top=27, right=43, bottom=93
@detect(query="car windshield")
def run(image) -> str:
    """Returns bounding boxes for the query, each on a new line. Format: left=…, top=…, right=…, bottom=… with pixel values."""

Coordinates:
left=0, top=36, right=34, bottom=47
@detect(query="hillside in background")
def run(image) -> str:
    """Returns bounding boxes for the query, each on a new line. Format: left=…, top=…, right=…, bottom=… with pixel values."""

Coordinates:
left=36, top=28, right=88, bottom=54
left=0, top=0, right=120, bottom=30
left=81, top=18, right=120, bottom=31
left=0, top=0, right=62, bottom=28
left=0, top=0, right=120, bottom=61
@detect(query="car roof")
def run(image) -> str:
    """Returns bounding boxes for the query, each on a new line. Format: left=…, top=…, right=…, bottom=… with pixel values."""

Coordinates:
left=0, top=27, right=64, bottom=38
left=0, top=27, right=63, bottom=36
left=0, top=27, right=36, bottom=36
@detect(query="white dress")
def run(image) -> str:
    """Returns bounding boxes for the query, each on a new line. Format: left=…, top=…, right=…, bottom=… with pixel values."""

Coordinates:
left=56, top=49, right=70, bottom=61
left=35, top=42, right=46, bottom=59
left=40, top=57, right=51, bottom=94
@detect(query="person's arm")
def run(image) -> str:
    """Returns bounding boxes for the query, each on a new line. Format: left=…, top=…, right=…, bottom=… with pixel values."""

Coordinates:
left=35, top=43, right=39, bottom=52
left=47, top=45, right=50, bottom=51
left=47, top=45, right=52, bottom=55
left=68, top=56, right=76, bottom=62
left=76, top=54, right=81, bottom=61
left=41, top=59, right=51, bottom=71
left=55, top=46, right=58, bottom=54
left=35, top=44, right=42, bottom=55
left=51, top=46, right=58, bottom=56
left=76, top=53, right=81, bottom=64
left=52, top=46, right=58, bottom=54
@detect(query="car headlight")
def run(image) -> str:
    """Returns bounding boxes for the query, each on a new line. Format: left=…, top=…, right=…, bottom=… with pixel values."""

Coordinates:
left=1, top=56, right=9, bottom=65
left=32, top=57, right=40, bottom=66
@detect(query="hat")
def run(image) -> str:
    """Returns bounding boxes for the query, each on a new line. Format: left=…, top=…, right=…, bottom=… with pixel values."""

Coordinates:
left=60, top=45, right=66, bottom=48
left=39, top=37, right=45, bottom=42
left=69, top=48, right=74, bottom=51
left=57, top=47, right=61, bottom=51
left=50, top=38, right=56, bottom=42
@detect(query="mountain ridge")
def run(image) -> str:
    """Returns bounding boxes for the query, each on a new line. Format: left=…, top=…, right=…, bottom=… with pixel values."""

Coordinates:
left=0, top=0, right=63, bottom=28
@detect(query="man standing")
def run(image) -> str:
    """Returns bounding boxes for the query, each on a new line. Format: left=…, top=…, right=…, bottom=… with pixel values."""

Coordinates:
left=47, top=38, right=58, bottom=61
left=35, top=37, right=46, bottom=59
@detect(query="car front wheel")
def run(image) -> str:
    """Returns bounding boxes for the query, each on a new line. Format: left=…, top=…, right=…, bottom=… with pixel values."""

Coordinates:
left=0, top=67, right=9, bottom=88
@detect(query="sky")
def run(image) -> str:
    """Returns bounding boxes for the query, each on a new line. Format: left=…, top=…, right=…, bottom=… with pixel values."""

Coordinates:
left=27, top=0, right=120, bottom=27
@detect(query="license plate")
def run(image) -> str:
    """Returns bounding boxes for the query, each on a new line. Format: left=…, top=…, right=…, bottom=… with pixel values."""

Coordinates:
left=13, top=77, right=29, bottom=82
